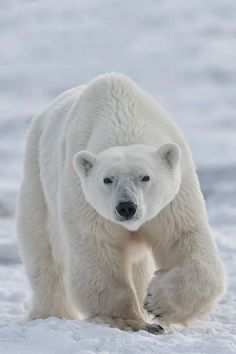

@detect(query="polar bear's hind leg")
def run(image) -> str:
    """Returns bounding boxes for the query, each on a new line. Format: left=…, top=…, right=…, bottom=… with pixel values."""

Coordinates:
left=17, top=119, right=77, bottom=320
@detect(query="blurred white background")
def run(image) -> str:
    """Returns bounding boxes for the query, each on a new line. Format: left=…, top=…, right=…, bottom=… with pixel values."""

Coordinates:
left=1, top=0, right=236, bottom=220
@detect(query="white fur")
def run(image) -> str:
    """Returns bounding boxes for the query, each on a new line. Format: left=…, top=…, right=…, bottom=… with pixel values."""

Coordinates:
left=17, top=73, right=226, bottom=333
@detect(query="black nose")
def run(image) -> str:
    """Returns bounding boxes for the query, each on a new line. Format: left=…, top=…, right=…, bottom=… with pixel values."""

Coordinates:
left=116, top=202, right=137, bottom=219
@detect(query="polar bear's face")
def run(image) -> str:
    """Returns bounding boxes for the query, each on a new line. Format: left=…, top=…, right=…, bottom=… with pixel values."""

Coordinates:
left=73, top=144, right=181, bottom=231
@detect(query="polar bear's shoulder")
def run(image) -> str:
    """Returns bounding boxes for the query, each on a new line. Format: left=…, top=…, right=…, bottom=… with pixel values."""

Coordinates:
left=46, top=85, right=86, bottom=113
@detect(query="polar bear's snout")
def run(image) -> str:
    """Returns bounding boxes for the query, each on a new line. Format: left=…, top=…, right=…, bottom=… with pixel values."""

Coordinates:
left=113, top=177, right=141, bottom=224
left=115, top=201, right=137, bottom=220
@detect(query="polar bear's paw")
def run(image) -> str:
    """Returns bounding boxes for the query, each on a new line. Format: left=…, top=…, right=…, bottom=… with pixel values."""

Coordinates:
left=144, top=263, right=224, bottom=326
left=143, top=270, right=183, bottom=325
left=89, top=316, right=164, bottom=334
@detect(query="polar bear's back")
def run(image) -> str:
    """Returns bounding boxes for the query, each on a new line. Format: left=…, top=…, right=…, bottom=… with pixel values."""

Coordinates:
left=37, top=73, right=188, bottom=159
left=65, top=74, right=188, bottom=156
left=31, top=74, right=192, bottom=206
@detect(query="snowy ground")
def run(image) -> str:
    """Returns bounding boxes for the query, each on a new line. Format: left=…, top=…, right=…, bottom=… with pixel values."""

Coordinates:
left=0, top=0, right=236, bottom=353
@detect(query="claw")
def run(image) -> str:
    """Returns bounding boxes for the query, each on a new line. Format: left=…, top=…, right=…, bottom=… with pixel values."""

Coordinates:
left=146, top=309, right=153, bottom=314
left=142, top=323, right=165, bottom=335
left=155, top=313, right=164, bottom=318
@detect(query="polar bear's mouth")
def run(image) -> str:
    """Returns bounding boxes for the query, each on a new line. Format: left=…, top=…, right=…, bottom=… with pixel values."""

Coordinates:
left=114, top=214, right=142, bottom=231
left=117, top=215, right=139, bottom=222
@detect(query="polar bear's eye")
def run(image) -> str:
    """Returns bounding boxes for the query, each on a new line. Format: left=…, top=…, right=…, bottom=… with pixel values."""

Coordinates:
left=103, top=177, right=113, bottom=184
left=141, top=175, right=150, bottom=182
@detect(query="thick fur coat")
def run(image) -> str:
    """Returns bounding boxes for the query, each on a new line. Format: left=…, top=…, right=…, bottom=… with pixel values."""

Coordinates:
left=17, top=74, right=226, bottom=333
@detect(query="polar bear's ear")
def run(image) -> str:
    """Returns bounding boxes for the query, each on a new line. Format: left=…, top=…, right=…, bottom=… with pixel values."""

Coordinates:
left=157, top=143, right=181, bottom=169
left=73, top=151, right=96, bottom=177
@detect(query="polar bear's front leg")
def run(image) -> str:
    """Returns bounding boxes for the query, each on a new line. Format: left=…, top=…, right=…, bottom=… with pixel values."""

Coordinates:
left=65, top=238, right=164, bottom=334
left=144, top=228, right=226, bottom=325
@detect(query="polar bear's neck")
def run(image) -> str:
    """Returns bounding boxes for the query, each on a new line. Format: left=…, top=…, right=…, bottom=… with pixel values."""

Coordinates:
left=125, top=232, right=149, bottom=264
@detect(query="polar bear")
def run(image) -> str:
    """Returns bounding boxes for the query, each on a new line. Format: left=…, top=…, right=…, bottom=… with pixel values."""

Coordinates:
left=17, top=73, right=226, bottom=334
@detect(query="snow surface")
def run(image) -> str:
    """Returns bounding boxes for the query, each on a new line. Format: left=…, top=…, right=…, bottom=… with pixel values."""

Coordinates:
left=0, top=0, right=235, bottom=353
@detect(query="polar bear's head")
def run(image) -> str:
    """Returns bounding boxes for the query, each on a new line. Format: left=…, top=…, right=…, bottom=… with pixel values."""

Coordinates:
left=73, top=144, right=181, bottom=231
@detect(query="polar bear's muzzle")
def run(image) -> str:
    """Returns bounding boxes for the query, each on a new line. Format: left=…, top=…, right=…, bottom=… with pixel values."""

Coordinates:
left=112, top=178, right=142, bottom=225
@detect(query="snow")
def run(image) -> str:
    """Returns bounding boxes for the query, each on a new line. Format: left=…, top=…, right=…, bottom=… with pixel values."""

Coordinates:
left=0, top=0, right=236, bottom=353
left=0, top=222, right=235, bottom=354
